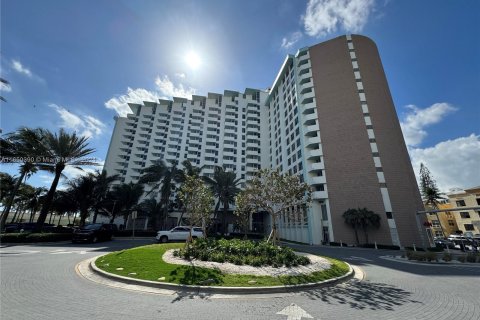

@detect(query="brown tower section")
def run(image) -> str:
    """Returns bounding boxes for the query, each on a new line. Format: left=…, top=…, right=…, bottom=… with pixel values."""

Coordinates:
left=308, top=35, right=424, bottom=246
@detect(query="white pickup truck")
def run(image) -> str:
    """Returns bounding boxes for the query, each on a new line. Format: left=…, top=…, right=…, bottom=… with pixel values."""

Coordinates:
left=156, top=226, right=204, bottom=243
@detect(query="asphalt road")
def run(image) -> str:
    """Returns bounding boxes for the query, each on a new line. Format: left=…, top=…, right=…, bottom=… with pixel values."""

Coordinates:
left=1, top=239, right=479, bottom=320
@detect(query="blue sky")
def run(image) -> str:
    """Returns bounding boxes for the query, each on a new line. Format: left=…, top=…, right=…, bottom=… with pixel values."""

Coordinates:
left=1, top=0, right=479, bottom=192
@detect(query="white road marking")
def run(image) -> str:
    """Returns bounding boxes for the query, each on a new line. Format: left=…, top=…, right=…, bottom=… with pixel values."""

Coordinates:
left=277, top=303, right=314, bottom=320
left=345, top=256, right=373, bottom=262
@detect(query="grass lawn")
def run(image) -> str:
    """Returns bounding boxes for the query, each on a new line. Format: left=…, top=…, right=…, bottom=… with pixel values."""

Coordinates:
left=96, top=243, right=350, bottom=287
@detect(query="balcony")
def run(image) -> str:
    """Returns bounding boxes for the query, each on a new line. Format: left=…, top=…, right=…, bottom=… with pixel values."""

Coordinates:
left=312, top=191, right=328, bottom=199
left=302, top=101, right=316, bottom=113
left=297, top=60, right=311, bottom=72
left=305, top=124, right=320, bottom=135
left=303, top=111, right=318, bottom=123
left=301, top=91, right=315, bottom=102
left=305, top=136, right=321, bottom=147
left=310, top=176, right=326, bottom=185
left=307, top=148, right=322, bottom=159
left=308, top=162, right=325, bottom=172
left=298, top=70, right=312, bottom=83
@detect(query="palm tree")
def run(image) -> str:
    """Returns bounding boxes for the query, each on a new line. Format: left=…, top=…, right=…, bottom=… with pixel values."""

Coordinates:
left=0, top=128, right=44, bottom=230
left=90, top=170, right=119, bottom=223
left=204, top=166, right=241, bottom=235
left=139, top=198, right=162, bottom=229
left=52, top=191, right=79, bottom=225
left=110, top=182, right=144, bottom=228
left=342, top=208, right=361, bottom=245
left=358, top=207, right=381, bottom=244
left=66, top=174, right=97, bottom=227
left=0, top=172, right=16, bottom=205
left=0, top=78, right=10, bottom=102
left=139, top=160, right=182, bottom=229
left=26, top=187, right=47, bottom=223
left=11, top=183, right=36, bottom=223
left=35, top=128, right=97, bottom=230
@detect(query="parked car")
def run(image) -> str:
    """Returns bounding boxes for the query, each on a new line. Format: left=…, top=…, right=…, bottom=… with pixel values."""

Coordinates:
left=72, top=223, right=115, bottom=243
left=434, top=239, right=455, bottom=249
left=156, top=226, right=204, bottom=243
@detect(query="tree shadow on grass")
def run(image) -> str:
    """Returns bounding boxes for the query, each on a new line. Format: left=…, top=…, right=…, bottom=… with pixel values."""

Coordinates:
left=301, top=280, right=421, bottom=311
left=169, top=265, right=222, bottom=303
left=169, top=265, right=223, bottom=286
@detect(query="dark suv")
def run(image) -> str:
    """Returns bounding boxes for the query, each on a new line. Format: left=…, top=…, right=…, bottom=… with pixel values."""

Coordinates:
left=72, top=223, right=116, bottom=243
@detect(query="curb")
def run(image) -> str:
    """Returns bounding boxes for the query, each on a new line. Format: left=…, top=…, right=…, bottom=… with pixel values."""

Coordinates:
left=89, top=256, right=355, bottom=294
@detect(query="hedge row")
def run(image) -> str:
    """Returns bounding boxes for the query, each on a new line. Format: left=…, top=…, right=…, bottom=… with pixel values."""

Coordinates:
left=406, top=250, right=480, bottom=263
left=0, top=233, right=72, bottom=243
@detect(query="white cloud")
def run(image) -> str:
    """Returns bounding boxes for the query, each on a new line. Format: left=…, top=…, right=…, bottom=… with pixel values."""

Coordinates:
left=104, top=76, right=197, bottom=117
left=409, top=134, right=480, bottom=192
left=400, top=103, right=457, bottom=147
left=281, top=31, right=303, bottom=49
left=11, top=59, right=33, bottom=77
left=175, top=73, right=186, bottom=79
left=49, top=103, right=106, bottom=138
left=10, top=59, right=45, bottom=83
left=104, top=87, right=160, bottom=117
left=155, top=75, right=196, bottom=99
left=303, top=0, right=375, bottom=37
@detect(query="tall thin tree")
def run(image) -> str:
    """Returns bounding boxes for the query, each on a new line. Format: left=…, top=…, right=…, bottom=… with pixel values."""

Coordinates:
left=35, top=129, right=97, bottom=231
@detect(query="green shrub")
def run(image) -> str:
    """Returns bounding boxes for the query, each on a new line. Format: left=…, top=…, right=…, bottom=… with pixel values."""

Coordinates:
left=0, top=232, right=71, bottom=243
left=425, top=251, right=438, bottom=262
left=406, top=250, right=414, bottom=260
left=177, top=238, right=310, bottom=267
left=466, top=253, right=477, bottom=263
left=442, top=253, right=452, bottom=262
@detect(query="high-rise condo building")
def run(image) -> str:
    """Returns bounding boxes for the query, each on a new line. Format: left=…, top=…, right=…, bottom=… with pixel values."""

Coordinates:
left=104, top=35, right=425, bottom=247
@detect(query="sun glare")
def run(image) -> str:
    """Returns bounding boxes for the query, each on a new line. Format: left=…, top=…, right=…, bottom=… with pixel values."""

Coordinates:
left=185, top=51, right=201, bottom=70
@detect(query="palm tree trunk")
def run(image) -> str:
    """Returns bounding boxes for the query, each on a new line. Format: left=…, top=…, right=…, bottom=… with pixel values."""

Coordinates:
left=18, top=209, right=26, bottom=223
left=213, top=200, right=220, bottom=233
left=363, top=227, right=369, bottom=244
left=222, top=200, right=228, bottom=236
left=29, top=209, right=35, bottom=223
left=10, top=204, right=20, bottom=223
left=36, top=167, right=63, bottom=231
left=57, top=214, right=62, bottom=226
left=48, top=212, right=53, bottom=224
left=354, top=227, right=360, bottom=245
left=72, top=214, right=77, bottom=226
left=92, top=208, right=99, bottom=224
left=0, top=170, right=27, bottom=230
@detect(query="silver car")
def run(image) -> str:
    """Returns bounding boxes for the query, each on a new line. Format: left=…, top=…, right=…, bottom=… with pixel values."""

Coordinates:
left=156, top=226, right=204, bottom=243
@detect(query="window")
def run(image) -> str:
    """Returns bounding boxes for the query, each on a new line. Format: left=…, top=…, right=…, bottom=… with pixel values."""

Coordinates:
left=386, top=212, right=393, bottom=219
left=434, top=231, right=443, bottom=238
left=476, top=198, right=480, bottom=205
left=448, top=220, right=455, bottom=226
left=456, top=200, right=466, bottom=207
left=431, top=220, right=441, bottom=228
left=460, top=212, right=470, bottom=219
left=464, top=224, right=475, bottom=231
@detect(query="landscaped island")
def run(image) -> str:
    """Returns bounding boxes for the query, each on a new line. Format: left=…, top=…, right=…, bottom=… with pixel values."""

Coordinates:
left=95, top=239, right=350, bottom=287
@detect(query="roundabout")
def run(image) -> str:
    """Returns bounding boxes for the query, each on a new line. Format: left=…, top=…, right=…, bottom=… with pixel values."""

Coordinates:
left=2, top=239, right=479, bottom=320
left=86, top=242, right=354, bottom=294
